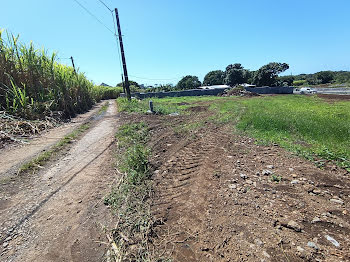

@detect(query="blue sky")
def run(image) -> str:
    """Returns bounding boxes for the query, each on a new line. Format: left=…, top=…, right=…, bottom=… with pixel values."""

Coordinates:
left=2, top=0, right=350, bottom=86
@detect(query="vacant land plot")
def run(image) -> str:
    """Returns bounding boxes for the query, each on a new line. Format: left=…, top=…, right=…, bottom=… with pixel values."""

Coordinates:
left=112, top=95, right=350, bottom=261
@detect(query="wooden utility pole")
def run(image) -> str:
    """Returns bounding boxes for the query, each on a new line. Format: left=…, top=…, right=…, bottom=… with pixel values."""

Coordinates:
left=115, top=8, right=131, bottom=100
left=121, top=74, right=126, bottom=94
left=70, top=56, right=77, bottom=74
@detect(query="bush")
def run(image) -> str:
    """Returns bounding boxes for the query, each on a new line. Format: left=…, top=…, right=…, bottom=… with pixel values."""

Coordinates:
left=92, top=86, right=122, bottom=102
left=293, top=80, right=307, bottom=86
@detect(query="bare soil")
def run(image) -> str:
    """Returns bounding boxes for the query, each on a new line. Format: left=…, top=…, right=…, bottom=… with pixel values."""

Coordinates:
left=317, top=94, right=350, bottom=101
left=0, top=100, right=119, bottom=261
left=129, top=108, right=349, bottom=261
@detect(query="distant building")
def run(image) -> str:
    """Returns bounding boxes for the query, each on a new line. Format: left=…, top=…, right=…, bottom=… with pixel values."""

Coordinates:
left=198, top=84, right=230, bottom=89
left=241, top=83, right=256, bottom=88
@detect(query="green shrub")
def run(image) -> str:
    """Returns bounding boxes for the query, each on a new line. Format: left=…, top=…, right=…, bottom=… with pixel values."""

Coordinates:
left=92, top=86, right=122, bottom=102
left=293, top=80, right=307, bottom=86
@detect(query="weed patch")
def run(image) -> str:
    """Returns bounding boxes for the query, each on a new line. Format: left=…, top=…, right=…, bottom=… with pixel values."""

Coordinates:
left=210, top=95, right=350, bottom=171
left=98, top=102, right=109, bottom=115
left=105, top=122, right=156, bottom=261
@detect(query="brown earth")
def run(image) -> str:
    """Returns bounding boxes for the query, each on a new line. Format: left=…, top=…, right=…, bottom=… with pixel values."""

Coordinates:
left=317, top=94, right=350, bottom=101
left=0, top=100, right=119, bottom=261
left=125, top=106, right=349, bottom=261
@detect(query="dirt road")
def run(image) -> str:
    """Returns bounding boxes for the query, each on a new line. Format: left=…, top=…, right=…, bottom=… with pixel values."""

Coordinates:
left=0, top=100, right=118, bottom=261
left=0, top=101, right=105, bottom=179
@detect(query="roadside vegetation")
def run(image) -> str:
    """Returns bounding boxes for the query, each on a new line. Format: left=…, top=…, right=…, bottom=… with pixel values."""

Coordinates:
left=0, top=29, right=120, bottom=120
left=117, top=95, right=350, bottom=171
left=104, top=122, right=156, bottom=261
left=117, top=97, right=178, bottom=115
left=116, top=96, right=221, bottom=114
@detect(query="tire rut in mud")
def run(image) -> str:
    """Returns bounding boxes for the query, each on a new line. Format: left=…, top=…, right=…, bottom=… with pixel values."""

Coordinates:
left=151, top=131, right=228, bottom=261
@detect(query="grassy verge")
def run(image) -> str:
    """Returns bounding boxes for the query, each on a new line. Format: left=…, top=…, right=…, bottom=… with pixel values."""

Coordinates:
left=104, top=122, right=155, bottom=261
left=18, top=123, right=90, bottom=174
left=116, top=96, right=222, bottom=115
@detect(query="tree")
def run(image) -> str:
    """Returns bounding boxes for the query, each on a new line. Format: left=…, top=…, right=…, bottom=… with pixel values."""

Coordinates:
left=116, top=80, right=139, bottom=88
left=203, top=70, right=224, bottom=86
left=278, top=75, right=295, bottom=86
left=224, top=63, right=249, bottom=86
left=316, top=71, right=335, bottom=84
left=253, top=62, right=289, bottom=86
left=176, top=75, right=201, bottom=90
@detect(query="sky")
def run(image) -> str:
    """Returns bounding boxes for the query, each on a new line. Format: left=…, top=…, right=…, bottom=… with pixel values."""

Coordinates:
left=2, top=0, right=350, bottom=86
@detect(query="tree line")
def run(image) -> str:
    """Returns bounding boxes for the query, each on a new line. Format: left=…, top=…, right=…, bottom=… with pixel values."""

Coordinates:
left=289, top=71, right=350, bottom=86
left=117, top=64, right=350, bottom=93
left=177, top=62, right=290, bottom=89
left=200, top=65, right=350, bottom=88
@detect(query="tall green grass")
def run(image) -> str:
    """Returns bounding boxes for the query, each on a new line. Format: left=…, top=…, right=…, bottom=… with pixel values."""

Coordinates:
left=211, top=95, right=350, bottom=170
left=104, top=122, right=154, bottom=260
left=92, top=85, right=122, bottom=102
left=0, top=29, right=119, bottom=119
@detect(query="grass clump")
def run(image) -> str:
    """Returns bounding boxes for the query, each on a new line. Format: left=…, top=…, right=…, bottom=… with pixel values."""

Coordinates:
left=98, top=102, right=109, bottom=115
left=271, top=174, right=282, bottom=183
left=19, top=123, right=90, bottom=174
left=116, top=97, right=177, bottom=115
left=104, top=122, right=155, bottom=261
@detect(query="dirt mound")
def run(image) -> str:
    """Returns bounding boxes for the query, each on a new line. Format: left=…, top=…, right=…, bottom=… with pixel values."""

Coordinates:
left=219, top=87, right=260, bottom=97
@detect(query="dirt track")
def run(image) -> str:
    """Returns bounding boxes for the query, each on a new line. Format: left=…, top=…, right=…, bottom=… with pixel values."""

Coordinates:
left=0, top=101, right=105, bottom=180
left=0, top=100, right=118, bottom=261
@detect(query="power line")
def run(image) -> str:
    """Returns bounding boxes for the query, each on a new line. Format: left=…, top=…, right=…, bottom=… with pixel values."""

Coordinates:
left=71, top=0, right=129, bottom=87
left=72, top=0, right=114, bottom=34
left=97, top=0, right=112, bottom=12
left=129, top=75, right=182, bottom=81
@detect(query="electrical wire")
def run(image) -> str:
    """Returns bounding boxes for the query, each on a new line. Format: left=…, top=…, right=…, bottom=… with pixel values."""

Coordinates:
left=97, top=0, right=113, bottom=12
left=129, top=75, right=182, bottom=81
left=111, top=10, right=125, bottom=85
left=70, top=0, right=125, bottom=85
left=72, top=0, right=114, bottom=35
